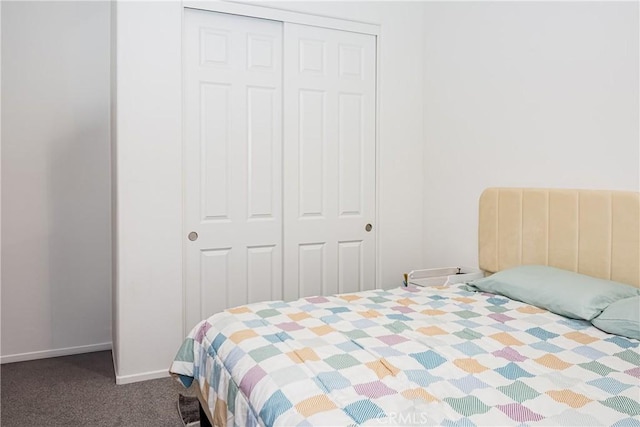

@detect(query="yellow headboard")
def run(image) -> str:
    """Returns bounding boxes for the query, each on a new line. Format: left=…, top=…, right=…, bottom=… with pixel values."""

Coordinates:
left=479, top=188, right=640, bottom=288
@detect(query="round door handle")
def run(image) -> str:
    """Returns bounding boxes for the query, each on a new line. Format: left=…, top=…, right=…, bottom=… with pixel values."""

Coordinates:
left=188, top=231, right=198, bottom=241
left=365, top=223, right=373, bottom=232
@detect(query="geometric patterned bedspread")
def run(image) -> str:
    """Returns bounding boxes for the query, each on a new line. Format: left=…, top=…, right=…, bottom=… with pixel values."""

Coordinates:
left=170, top=285, right=640, bottom=426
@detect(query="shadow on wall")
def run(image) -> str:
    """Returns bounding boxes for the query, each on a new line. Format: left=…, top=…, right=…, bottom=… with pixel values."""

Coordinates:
left=47, top=120, right=112, bottom=353
left=1, top=0, right=112, bottom=362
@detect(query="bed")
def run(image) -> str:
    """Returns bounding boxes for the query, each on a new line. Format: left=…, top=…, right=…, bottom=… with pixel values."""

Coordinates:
left=170, top=188, right=640, bottom=426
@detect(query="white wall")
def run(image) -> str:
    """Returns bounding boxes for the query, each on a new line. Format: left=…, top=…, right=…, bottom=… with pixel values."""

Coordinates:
left=113, top=0, right=424, bottom=382
left=113, top=0, right=183, bottom=383
left=422, top=1, right=640, bottom=270
left=1, top=1, right=112, bottom=362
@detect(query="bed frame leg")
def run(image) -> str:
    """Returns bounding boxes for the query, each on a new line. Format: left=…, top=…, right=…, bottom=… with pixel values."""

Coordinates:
left=199, top=402, right=213, bottom=427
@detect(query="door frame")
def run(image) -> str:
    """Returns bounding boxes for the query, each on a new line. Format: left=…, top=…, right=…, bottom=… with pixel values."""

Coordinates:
left=180, top=1, right=382, bottom=334
left=183, top=1, right=380, bottom=36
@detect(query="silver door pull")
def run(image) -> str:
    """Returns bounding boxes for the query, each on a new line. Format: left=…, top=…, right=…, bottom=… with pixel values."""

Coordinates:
left=188, top=231, right=199, bottom=241
left=365, top=224, right=372, bottom=232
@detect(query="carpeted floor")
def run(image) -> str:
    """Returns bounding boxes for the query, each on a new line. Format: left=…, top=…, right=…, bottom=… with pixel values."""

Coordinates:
left=1, top=350, right=184, bottom=426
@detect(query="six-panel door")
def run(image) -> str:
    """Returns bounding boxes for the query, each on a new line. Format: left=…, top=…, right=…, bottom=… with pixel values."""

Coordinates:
left=184, top=10, right=283, bottom=331
left=283, top=23, right=377, bottom=300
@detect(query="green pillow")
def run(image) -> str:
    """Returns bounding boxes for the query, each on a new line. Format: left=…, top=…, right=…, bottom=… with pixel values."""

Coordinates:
left=468, top=265, right=640, bottom=321
left=591, top=296, right=640, bottom=340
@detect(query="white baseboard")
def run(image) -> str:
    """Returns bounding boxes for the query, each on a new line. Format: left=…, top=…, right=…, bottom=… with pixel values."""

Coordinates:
left=1, top=342, right=112, bottom=364
left=115, top=368, right=170, bottom=385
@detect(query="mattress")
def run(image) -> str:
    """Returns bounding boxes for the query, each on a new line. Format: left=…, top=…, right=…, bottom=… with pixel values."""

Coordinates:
left=170, top=285, right=640, bottom=426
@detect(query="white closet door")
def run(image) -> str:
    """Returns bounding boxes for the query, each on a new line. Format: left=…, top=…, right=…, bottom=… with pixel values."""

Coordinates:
left=184, top=9, right=283, bottom=331
left=283, top=23, right=377, bottom=300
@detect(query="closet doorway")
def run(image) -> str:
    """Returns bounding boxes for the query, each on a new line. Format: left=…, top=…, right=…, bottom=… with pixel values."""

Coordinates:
left=183, top=8, right=378, bottom=331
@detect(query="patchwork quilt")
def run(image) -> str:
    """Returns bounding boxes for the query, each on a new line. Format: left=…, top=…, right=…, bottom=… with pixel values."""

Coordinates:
left=170, top=285, right=640, bottom=426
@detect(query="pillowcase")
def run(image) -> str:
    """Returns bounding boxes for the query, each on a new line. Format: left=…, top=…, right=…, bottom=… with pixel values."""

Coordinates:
left=591, top=296, right=640, bottom=340
left=467, top=265, right=640, bottom=321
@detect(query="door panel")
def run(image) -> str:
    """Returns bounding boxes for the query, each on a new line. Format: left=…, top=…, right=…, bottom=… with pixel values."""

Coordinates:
left=338, top=241, right=363, bottom=293
left=338, top=93, right=364, bottom=216
left=247, top=245, right=278, bottom=304
left=283, top=23, right=376, bottom=301
left=200, top=248, right=230, bottom=317
left=201, top=83, right=230, bottom=220
left=298, top=90, right=326, bottom=217
left=184, top=10, right=283, bottom=332
left=298, top=243, right=327, bottom=297
left=247, top=86, right=277, bottom=219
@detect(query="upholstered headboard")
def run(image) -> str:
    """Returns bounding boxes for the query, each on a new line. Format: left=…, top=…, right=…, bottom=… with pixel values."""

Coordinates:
left=479, top=188, right=640, bottom=288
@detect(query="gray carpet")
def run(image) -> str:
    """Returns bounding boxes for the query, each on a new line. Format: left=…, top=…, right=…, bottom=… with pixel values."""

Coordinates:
left=177, top=394, right=200, bottom=426
left=1, top=350, right=184, bottom=426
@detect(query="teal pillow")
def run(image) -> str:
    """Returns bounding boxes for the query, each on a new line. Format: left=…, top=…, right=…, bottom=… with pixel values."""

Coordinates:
left=591, top=296, right=640, bottom=340
left=468, top=265, right=640, bottom=321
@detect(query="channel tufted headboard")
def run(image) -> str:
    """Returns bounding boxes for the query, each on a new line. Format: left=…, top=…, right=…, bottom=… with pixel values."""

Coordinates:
left=479, top=188, right=640, bottom=288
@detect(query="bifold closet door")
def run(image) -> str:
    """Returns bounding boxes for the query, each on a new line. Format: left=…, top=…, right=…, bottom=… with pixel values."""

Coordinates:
left=283, top=23, right=377, bottom=300
left=183, top=9, right=283, bottom=331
